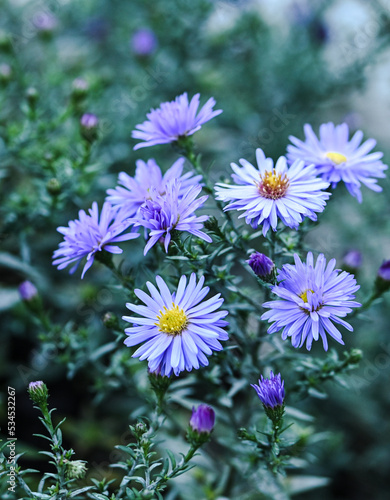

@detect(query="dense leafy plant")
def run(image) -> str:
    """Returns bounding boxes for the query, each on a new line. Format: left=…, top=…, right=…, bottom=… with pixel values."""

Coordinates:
left=1, top=1, right=390, bottom=499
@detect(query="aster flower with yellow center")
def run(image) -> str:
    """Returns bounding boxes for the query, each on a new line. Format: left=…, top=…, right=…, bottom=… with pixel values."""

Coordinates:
left=123, top=274, right=229, bottom=376
left=215, top=148, right=331, bottom=236
left=261, top=252, right=361, bottom=351
left=287, top=122, right=388, bottom=202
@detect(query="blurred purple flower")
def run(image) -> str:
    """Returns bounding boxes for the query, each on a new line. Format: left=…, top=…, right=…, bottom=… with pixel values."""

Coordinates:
left=378, top=260, right=390, bottom=281
left=19, top=281, right=38, bottom=301
left=32, top=11, right=58, bottom=32
left=342, top=250, right=362, bottom=270
left=131, top=28, right=158, bottom=56
left=132, top=93, right=222, bottom=150
left=80, top=113, right=98, bottom=129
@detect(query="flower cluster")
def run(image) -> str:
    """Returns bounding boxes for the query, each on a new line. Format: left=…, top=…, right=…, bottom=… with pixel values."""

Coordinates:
left=262, top=252, right=361, bottom=351
left=106, top=157, right=202, bottom=219
left=131, top=180, right=212, bottom=255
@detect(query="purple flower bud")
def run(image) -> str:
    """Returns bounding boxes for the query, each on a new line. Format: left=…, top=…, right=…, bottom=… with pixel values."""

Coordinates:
left=19, top=281, right=38, bottom=301
left=28, top=380, right=49, bottom=406
left=131, top=28, right=158, bottom=57
left=80, top=113, right=99, bottom=129
left=72, top=78, right=89, bottom=93
left=342, top=250, right=362, bottom=270
left=378, top=260, right=390, bottom=281
left=247, top=252, right=274, bottom=278
left=80, top=113, right=99, bottom=142
left=32, top=11, right=58, bottom=33
left=251, top=371, right=285, bottom=409
left=0, top=63, right=12, bottom=82
left=189, top=404, right=215, bottom=434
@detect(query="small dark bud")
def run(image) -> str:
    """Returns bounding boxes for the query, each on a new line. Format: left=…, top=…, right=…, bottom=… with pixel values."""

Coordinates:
left=80, top=113, right=99, bottom=142
left=26, top=87, right=39, bottom=106
left=102, top=312, right=119, bottom=329
left=375, top=260, right=390, bottom=294
left=46, top=178, right=61, bottom=196
left=71, top=78, right=89, bottom=100
left=0, top=63, right=12, bottom=83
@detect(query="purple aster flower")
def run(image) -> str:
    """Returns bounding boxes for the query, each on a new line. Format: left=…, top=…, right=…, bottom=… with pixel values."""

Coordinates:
left=131, top=180, right=212, bottom=255
left=247, top=252, right=275, bottom=279
left=132, top=92, right=222, bottom=150
left=123, top=273, right=229, bottom=377
left=190, top=405, right=215, bottom=434
left=52, top=202, right=139, bottom=279
left=251, top=371, right=285, bottom=409
left=342, top=250, right=362, bottom=270
left=106, top=157, right=202, bottom=218
left=215, top=149, right=331, bottom=236
left=287, top=123, right=388, bottom=202
left=131, top=28, right=158, bottom=56
left=262, top=252, right=361, bottom=351
left=19, top=281, right=38, bottom=301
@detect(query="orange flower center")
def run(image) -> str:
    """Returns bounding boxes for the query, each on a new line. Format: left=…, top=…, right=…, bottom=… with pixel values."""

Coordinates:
left=257, top=169, right=289, bottom=200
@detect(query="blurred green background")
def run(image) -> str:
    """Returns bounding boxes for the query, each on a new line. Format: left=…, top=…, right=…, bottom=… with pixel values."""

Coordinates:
left=1, top=0, right=390, bottom=498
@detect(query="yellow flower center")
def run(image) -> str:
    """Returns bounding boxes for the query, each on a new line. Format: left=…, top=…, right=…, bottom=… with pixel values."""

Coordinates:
left=325, top=152, right=347, bottom=165
left=257, top=169, right=289, bottom=200
left=156, top=303, right=188, bottom=335
left=299, top=289, right=314, bottom=303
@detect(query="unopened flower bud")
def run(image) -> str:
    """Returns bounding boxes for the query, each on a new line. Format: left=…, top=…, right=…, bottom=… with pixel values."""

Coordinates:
left=19, top=281, right=38, bottom=301
left=102, top=311, right=119, bottom=329
left=375, top=260, right=390, bottom=293
left=26, top=87, right=39, bottom=106
left=0, top=63, right=12, bottom=83
left=187, top=405, right=215, bottom=446
left=0, top=30, right=12, bottom=52
left=71, top=78, right=89, bottom=100
left=348, top=348, right=363, bottom=365
left=342, top=250, right=362, bottom=273
left=28, top=381, right=49, bottom=406
left=46, top=178, right=61, bottom=196
left=65, top=460, right=87, bottom=479
left=247, top=252, right=275, bottom=282
left=251, top=371, right=285, bottom=424
left=80, top=113, right=99, bottom=142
